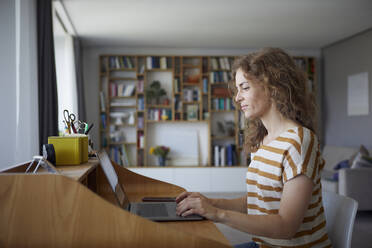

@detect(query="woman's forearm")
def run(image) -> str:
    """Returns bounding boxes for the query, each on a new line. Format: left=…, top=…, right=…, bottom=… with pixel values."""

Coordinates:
left=209, top=196, right=246, bottom=213
left=216, top=209, right=294, bottom=239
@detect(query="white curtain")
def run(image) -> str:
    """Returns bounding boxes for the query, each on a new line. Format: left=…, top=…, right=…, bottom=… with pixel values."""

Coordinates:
left=54, top=32, right=78, bottom=132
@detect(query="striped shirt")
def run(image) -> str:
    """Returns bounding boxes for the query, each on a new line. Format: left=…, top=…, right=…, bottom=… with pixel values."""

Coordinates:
left=246, top=126, right=332, bottom=248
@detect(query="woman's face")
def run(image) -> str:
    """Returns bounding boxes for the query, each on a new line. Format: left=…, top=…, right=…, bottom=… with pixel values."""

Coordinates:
left=235, top=68, right=271, bottom=119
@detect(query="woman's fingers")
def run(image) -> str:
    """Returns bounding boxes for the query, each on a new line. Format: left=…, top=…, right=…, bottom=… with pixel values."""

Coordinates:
left=176, top=197, right=202, bottom=216
left=175, top=191, right=190, bottom=203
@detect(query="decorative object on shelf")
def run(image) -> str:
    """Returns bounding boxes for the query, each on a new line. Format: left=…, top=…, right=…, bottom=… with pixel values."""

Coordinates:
left=217, top=120, right=235, bottom=136
left=149, top=145, right=170, bottom=166
left=225, top=120, right=235, bottom=136
left=145, top=80, right=166, bottom=104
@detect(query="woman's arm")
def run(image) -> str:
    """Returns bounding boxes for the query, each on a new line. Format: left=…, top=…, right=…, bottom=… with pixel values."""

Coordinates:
left=176, top=192, right=247, bottom=213
left=177, top=175, right=314, bottom=239
left=210, top=196, right=247, bottom=213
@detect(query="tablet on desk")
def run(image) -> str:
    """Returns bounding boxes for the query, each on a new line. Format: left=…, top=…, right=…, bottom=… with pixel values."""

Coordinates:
left=97, top=150, right=204, bottom=222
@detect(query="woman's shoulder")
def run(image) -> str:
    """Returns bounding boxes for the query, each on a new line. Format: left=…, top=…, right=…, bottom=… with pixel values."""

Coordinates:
left=287, top=126, right=319, bottom=154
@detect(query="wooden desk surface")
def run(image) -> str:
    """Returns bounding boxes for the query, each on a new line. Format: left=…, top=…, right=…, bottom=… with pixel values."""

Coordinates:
left=0, top=159, right=231, bottom=247
left=57, top=159, right=99, bottom=182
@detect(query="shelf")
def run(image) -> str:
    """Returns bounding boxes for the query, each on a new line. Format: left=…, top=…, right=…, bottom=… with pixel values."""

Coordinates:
left=111, top=96, right=136, bottom=99
left=109, top=68, right=136, bottom=71
left=183, top=82, right=200, bottom=86
left=209, top=69, right=231, bottom=72
left=211, top=82, right=229, bottom=86
left=182, top=65, right=200, bottom=68
left=146, top=120, right=174, bottom=123
left=210, top=110, right=235, bottom=112
left=146, top=69, right=173, bottom=72
left=212, top=136, right=235, bottom=140
left=109, top=77, right=138, bottom=81
left=146, top=104, right=172, bottom=108
left=110, top=105, right=137, bottom=108
left=114, top=124, right=136, bottom=127
left=183, top=101, right=200, bottom=104
left=147, top=120, right=208, bottom=124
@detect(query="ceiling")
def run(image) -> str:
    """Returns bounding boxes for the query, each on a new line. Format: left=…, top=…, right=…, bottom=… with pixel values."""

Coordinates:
left=61, top=0, right=372, bottom=49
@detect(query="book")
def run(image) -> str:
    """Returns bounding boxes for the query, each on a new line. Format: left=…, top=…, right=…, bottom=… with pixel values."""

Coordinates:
left=214, top=145, right=219, bottom=166
left=160, top=57, right=167, bottom=69
left=99, top=91, right=106, bottom=112
left=203, top=78, right=208, bottom=93
left=227, top=144, right=232, bottom=166
left=101, top=113, right=106, bottom=129
left=146, top=56, right=152, bottom=69
left=220, top=146, right=226, bottom=166
left=123, top=84, right=135, bottom=96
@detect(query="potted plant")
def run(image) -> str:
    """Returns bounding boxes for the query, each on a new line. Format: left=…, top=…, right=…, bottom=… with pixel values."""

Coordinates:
left=145, top=80, right=167, bottom=104
left=149, top=145, right=170, bottom=166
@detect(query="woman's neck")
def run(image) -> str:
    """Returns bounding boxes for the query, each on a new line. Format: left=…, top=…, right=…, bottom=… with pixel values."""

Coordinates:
left=260, top=104, right=298, bottom=142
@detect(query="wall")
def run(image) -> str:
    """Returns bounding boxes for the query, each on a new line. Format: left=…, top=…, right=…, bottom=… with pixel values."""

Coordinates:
left=83, top=46, right=321, bottom=156
left=0, top=0, right=38, bottom=170
left=0, top=0, right=17, bottom=168
left=322, top=29, right=372, bottom=150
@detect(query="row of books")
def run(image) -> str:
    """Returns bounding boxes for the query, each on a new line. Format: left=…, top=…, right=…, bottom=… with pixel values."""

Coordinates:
left=210, top=57, right=233, bottom=71
left=209, top=71, right=232, bottom=83
left=137, top=97, right=145, bottom=111
left=146, top=56, right=169, bottom=69
left=183, top=88, right=200, bottom=102
left=109, top=56, right=135, bottom=69
left=110, top=83, right=136, bottom=97
left=214, top=144, right=237, bottom=166
left=212, top=98, right=235, bottom=111
left=109, top=145, right=130, bottom=167
left=147, top=109, right=172, bottom=121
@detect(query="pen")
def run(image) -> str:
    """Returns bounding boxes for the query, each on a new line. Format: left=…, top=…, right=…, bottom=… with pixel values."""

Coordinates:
left=85, top=123, right=94, bottom=135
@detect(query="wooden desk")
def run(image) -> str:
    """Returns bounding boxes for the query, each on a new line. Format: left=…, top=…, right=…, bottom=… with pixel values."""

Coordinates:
left=0, top=159, right=231, bottom=247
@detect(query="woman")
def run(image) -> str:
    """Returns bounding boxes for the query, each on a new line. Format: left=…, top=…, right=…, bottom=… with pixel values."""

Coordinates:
left=176, top=48, right=331, bottom=248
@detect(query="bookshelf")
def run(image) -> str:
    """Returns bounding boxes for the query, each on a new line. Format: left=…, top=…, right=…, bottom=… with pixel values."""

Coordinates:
left=99, top=54, right=316, bottom=168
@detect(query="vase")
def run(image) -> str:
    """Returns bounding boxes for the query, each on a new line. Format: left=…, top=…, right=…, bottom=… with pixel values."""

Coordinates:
left=158, top=156, right=166, bottom=167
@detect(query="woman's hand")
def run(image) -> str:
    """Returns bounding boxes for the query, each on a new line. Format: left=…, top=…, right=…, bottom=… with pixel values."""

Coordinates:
left=175, top=192, right=221, bottom=221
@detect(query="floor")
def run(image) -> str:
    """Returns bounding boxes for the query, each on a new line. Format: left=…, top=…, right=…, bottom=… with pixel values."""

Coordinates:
left=204, top=192, right=372, bottom=248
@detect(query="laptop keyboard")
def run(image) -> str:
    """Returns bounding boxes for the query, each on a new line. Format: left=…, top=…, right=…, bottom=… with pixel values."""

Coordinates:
left=137, top=203, right=169, bottom=217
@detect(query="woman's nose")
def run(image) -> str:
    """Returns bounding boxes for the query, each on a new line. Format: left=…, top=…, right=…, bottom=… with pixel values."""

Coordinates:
left=235, top=91, right=242, bottom=102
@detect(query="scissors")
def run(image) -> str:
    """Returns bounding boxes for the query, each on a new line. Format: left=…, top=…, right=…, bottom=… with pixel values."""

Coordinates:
left=63, top=109, right=77, bottom=134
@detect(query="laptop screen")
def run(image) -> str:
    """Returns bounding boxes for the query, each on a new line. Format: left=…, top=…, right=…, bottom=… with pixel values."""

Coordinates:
left=97, top=150, right=129, bottom=209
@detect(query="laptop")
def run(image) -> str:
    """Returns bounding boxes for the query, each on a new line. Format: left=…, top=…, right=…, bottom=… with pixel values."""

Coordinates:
left=97, top=150, right=204, bottom=222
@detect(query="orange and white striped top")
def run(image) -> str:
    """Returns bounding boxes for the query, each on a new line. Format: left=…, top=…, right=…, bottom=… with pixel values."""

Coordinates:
left=247, top=126, right=332, bottom=248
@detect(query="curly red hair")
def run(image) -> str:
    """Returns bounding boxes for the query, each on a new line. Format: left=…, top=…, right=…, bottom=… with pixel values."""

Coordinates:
left=229, top=48, right=317, bottom=153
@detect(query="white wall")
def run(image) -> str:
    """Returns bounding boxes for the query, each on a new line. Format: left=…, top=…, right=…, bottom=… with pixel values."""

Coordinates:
left=0, top=0, right=38, bottom=169
left=83, top=46, right=321, bottom=154
left=130, top=167, right=248, bottom=193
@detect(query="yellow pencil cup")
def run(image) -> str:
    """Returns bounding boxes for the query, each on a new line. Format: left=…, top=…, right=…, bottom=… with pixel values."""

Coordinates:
left=48, top=135, right=88, bottom=165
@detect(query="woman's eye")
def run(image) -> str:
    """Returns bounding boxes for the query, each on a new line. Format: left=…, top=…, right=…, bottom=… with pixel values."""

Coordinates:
left=242, top=87, right=250, bottom=90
